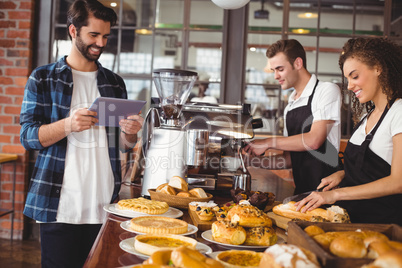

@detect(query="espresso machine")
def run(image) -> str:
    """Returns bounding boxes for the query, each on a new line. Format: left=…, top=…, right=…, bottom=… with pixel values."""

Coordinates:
left=140, top=69, right=262, bottom=197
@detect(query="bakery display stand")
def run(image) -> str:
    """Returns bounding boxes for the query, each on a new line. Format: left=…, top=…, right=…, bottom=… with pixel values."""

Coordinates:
left=0, top=153, right=18, bottom=241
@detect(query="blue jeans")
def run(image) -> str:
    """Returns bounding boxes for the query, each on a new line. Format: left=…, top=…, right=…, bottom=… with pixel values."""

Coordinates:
left=40, top=223, right=102, bottom=268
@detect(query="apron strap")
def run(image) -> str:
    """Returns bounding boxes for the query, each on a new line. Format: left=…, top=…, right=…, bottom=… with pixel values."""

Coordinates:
left=355, top=99, right=395, bottom=168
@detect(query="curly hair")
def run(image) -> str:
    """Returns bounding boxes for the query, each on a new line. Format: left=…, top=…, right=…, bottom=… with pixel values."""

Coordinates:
left=67, top=0, right=117, bottom=40
left=338, top=37, right=402, bottom=123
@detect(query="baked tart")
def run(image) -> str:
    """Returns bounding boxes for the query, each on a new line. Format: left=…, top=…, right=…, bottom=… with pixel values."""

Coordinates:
left=117, top=197, right=169, bottom=215
left=134, top=234, right=197, bottom=256
left=130, top=216, right=188, bottom=234
left=216, top=250, right=264, bottom=268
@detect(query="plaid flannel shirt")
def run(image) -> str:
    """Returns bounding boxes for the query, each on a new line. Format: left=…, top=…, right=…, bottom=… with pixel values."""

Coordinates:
left=20, top=56, right=127, bottom=222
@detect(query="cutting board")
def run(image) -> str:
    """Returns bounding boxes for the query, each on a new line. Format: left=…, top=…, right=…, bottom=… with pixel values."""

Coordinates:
left=267, top=212, right=292, bottom=230
left=188, top=209, right=216, bottom=232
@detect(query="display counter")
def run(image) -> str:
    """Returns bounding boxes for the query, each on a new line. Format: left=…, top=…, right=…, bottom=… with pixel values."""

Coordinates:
left=83, top=183, right=288, bottom=268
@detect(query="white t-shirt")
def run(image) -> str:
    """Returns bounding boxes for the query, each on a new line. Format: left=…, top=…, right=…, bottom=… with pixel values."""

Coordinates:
left=57, top=69, right=114, bottom=224
left=349, top=99, right=402, bottom=165
left=283, top=74, right=341, bottom=151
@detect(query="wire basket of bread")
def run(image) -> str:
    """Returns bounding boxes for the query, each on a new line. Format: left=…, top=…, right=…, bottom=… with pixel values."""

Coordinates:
left=148, top=176, right=213, bottom=209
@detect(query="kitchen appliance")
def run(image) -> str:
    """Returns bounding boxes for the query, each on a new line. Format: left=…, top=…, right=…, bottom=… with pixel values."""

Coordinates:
left=140, top=69, right=262, bottom=197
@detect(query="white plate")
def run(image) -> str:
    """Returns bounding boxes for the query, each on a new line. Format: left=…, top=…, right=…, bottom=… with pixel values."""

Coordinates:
left=103, top=204, right=183, bottom=219
left=120, top=220, right=198, bottom=236
left=119, top=237, right=213, bottom=259
left=201, top=230, right=284, bottom=250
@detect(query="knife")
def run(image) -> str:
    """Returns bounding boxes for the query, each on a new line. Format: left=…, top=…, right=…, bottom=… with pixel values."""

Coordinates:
left=282, top=186, right=324, bottom=204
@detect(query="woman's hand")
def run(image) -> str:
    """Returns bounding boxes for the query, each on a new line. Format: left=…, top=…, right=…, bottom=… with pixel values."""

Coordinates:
left=317, top=170, right=345, bottom=192
left=295, top=190, right=338, bottom=213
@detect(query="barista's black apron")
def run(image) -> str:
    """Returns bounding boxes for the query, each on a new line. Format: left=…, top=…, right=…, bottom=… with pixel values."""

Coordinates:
left=286, top=80, right=341, bottom=195
left=337, top=101, right=402, bottom=224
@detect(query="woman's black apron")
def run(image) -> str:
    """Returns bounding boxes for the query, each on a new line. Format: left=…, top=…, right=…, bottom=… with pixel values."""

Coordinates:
left=337, top=102, right=402, bottom=224
left=286, top=80, right=341, bottom=195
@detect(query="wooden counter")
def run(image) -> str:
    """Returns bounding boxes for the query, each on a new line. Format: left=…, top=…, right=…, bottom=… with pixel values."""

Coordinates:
left=83, top=184, right=287, bottom=268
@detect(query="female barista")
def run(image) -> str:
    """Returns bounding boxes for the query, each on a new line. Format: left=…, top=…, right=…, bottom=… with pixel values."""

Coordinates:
left=296, top=37, right=402, bottom=225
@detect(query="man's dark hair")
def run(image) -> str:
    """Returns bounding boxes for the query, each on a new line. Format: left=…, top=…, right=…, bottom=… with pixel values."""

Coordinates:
left=67, top=0, right=117, bottom=40
left=266, top=39, right=307, bottom=69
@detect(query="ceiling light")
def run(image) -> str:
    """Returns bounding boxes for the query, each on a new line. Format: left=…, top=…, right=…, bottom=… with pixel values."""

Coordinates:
left=135, top=29, right=153, bottom=35
left=292, top=28, right=311, bottom=34
left=110, top=2, right=117, bottom=8
left=250, top=47, right=256, bottom=52
left=211, top=0, right=250, bottom=10
left=298, top=12, right=318, bottom=19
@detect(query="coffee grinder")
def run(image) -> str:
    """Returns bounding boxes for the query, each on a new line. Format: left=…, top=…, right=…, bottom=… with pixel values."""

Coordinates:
left=140, top=69, right=197, bottom=196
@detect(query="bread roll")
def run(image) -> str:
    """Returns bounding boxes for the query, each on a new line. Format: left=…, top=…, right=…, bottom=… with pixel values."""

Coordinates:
left=143, top=249, right=173, bottom=265
left=304, top=225, right=325, bottom=237
left=144, top=246, right=223, bottom=268
left=189, top=188, right=208, bottom=198
left=211, top=221, right=247, bottom=245
left=244, top=226, right=278, bottom=246
left=158, top=184, right=176, bottom=195
left=367, top=241, right=394, bottom=259
left=171, top=246, right=224, bottom=268
left=329, top=235, right=367, bottom=258
left=259, top=244, right=320, bottom=268
left=226, top=204, right=272, bottom=228
left=168, top=176, right=188, bottom=191
left=156, top=183, right=169, bottom=192
left=388, top=241, right=402, bottom=251
left=362, top=250, right=402, bottom=268
left=177, top=191, right=192, bottom=197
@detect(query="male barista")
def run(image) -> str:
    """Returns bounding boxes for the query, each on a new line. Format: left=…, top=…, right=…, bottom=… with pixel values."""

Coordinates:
left=19, top=1, right=143, bottom=267
left=243, top=39, right=342, bottom=195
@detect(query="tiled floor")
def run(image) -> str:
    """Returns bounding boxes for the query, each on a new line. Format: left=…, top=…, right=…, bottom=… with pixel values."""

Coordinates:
left=0, top=238, right=41, bottom=268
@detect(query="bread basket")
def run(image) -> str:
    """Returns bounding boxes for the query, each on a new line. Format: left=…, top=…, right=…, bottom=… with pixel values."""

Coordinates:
left=148, top=189, right=213, bottom=209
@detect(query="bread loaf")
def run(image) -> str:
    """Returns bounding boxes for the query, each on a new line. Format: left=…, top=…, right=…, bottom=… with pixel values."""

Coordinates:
left=176, top=191, right=192, bottom=197
left=272, top=201, right=350, bottom=223
left=158, top=184, right=176, bottom=195
left=211, top=221, right=247, bottom=245
left=189, top=188, right=208, bottom=198
left=168, top=176, right=188, bottom=192
left=304, top=225, right=325, bottom=237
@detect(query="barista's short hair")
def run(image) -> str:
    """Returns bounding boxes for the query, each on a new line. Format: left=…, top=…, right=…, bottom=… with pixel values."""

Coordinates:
left=266, top=39, right=307, bottom=69
left=67, top=0, right=117, bottom=40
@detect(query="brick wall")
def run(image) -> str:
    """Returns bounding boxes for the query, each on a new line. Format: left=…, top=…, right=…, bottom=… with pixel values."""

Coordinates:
left=0, top=0, right=35, bottom=240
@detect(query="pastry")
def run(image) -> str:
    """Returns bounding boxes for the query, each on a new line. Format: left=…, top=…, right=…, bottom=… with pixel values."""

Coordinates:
left=361, top=250, right=402, bottom=268
left=244, top=226, right=278, bottom=246
left=259, top=244, right=320, bottom=268
left=130, top=216, right=188, bottom=234
left=196, top=207, right=215, bottom=221
left=211, top=220, right=247, bottom=245
left=226, top=204, right=272, bottom=228
left=216, top=250, right=264, bottom=268
left=134, top=234, right=197, bottom=256
left=116, top=197, right=169, bottom=214
left=188, top=201, right=217, bottom=211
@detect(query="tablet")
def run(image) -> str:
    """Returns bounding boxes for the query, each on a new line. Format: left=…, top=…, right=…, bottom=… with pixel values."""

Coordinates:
left=88, top=97, right=146, bottom=127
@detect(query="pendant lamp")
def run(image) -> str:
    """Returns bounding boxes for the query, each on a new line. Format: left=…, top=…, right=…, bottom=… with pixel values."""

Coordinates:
left=211, top=0, right=250, bottom=10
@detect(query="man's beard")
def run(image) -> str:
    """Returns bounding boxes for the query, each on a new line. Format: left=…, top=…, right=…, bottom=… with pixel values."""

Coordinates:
left=75, top=34, right=104, bottom=62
